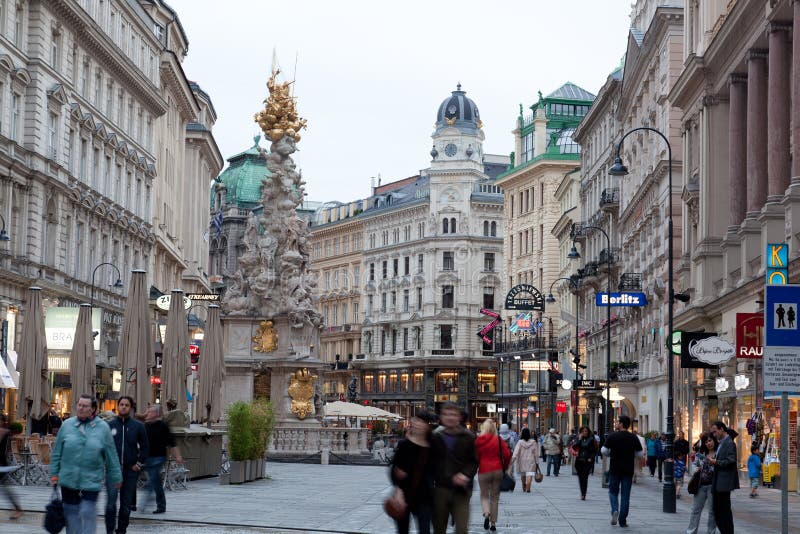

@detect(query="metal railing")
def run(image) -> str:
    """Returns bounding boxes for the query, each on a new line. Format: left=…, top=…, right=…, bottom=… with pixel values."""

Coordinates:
left=600, top=187, right=620, bottom=208
left=618, top=273, right=643, bottom=290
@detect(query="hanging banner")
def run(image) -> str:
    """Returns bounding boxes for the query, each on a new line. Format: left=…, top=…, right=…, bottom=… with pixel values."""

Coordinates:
left=680, top=331, right=735, bottom=369
left=736, top=313, right=763, bottom=359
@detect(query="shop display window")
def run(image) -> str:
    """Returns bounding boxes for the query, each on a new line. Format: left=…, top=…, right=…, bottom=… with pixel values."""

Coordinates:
left=477, top=370, right=497, bottom=393
left=436, top=370, right=459, bottom=393
left=377, top=371, right=387, bottom=393
left=363, top=374, right=374, bottom=393
left=412, top=370, right=424, bottom=392
left=388, top=371, right=398, bottom=393
left=399, top=371, right=410, bottom=392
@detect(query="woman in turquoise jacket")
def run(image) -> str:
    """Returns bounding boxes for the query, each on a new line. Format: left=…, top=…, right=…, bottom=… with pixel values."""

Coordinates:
left=50, top=394, right=122, bottom=534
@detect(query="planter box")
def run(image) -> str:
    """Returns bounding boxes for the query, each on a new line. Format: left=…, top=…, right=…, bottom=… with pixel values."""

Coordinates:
left=229, top=461, right=246, bottom=484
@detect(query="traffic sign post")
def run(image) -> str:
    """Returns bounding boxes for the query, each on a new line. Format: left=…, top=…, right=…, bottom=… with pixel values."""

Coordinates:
left=764, top=282, right=799, bottom=534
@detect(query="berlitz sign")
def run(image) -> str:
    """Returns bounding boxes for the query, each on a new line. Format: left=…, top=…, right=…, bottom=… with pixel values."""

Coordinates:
left=595, top=292, right=647, bottom=307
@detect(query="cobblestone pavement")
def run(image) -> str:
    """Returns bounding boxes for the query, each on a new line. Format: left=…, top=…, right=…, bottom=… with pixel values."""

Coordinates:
left=1, top=461, right=798, bottom=533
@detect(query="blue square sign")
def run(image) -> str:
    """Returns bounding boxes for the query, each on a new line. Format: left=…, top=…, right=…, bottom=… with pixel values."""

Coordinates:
left=765, top=285, right=800, bottom=346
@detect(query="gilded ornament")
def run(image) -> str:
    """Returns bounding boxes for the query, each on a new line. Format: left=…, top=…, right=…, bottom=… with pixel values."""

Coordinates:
left=252, top=320, right=278, bottom=352
left=445, top=116, right=456, bottom=126
left=254, top=68, right=307, bottom=143
left=287, top=368, right=317, bottom=420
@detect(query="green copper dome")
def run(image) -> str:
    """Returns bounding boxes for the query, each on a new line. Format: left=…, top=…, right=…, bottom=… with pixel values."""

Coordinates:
left=212, top=135, right=270, bottom=209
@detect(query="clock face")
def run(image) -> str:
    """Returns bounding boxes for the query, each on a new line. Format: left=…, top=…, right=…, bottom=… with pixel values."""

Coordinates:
left=444, top=143, right=457, bottom=157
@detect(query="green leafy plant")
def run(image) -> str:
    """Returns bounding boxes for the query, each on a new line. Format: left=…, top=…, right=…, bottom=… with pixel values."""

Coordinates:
left=249, top=399, right=275, bottom=460
left=9, top=421, right=23, bottom=434
left=371, top=420, right=388, bottom=436
left=226, top=401, right=256, bottom=462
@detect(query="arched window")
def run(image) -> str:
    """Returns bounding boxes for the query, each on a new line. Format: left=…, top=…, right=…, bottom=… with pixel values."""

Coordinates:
left=442, top=218, right=449, bottom=234
left=450, top=218, right=456, bottom=233
left=483, top=221, right=489, bottom=236
left=490, top=221, right=497, bottom=237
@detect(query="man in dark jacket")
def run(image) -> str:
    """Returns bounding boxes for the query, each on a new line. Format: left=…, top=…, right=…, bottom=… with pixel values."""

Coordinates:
left=709, top=421, right=739, bottom=534
left=431, top=402, right=476, bottom=534
left=144, top=404, right=183, bottom=514
left=105, top=396, right=148, bottom=534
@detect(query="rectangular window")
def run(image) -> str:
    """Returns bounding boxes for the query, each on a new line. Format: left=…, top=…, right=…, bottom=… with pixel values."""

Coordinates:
left=484, top=252, right=495, bottom=272
left=94, top=71, right=102, bottom=105
left=391, top=291, right=396, bottom=309
left=354, top=265, right=360, bottom=287
left=418, top=254, right=423, bottom=273
left=353, top=302, right=359, bottom=323
left=441, top=285, right=454, bottom=309
left=417, top=287, right=423, bottom=310
left=404, top=256, right=410, bottom=275
left=413, top=370, right=423, bottom=392
left=382, top=260, right=387, bottom=279
left=342, top=268, right=348, bottom=288
left=380, top=331, right=386, bottom=354
left=51, top=32, right=60, bottom=68
left=75, top=221, right=84, bottom=278
left=483, top=286, right=495, bottom=309
left=105, top=81, right=113, bottom=115
left=392, top=258, right=398, bottom=277
left=403, top=328, right=409, bottom=351
left=524, top=230, right=529, bottom=254
left=391, top=331, right=397, bottom=353
left=47, top=112, right=58, bottom=159
left=324, top=271, right=330, bottom=289
left=402, top=290, right=409, bottom=312
left=443, top=251, right=454, bottom=271
left=367, top=295, right=373, bottom=314
left=369, top=263, right=374, bottom=281
left=439, top=326, right=453, bottom=350
left=540, top=224, right=544, bottom=250
left=10, top=93, right=20, bottom=141
left=381, top=293, right=387, bottom=313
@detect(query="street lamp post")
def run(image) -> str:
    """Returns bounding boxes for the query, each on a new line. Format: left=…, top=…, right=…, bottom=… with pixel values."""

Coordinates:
left=567, top=226, right=612, bottom=440
left=0, top=214, right=10, bottom=242
left=609, top=126, right=676, bottom=514
left=547, top=276, right=581, bottom=430
left=90, top=262, right=124, bottom=307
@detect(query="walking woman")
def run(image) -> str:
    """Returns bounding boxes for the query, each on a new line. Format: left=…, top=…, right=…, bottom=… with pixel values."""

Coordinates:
left=571, top=426, right=597, bottom=500
left=686, top=432, right=717, bottom=534
left=389, top=411, right=434, bottom=534
left=475, top=419, right=511, bottom=531
left=510, top=428, right=538, bottom=492
left=646, top=432, right=659, bottom=478
left=0, top=414, right=22, bottom=520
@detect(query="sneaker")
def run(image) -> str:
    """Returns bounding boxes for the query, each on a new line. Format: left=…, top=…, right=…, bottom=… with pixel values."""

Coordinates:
left=490, top=526, right=496, bottom=532
left=152, top=509, right=166, bottom=514
left=619, top=520, right=628, bottom=528
left=611, top=511, right=619, bottom=525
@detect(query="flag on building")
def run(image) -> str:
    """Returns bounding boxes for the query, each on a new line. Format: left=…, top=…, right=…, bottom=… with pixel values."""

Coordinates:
left=212, top=210, right=223, bottom=237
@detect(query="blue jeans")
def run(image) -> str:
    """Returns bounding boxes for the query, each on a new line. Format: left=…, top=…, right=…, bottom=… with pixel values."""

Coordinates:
left=105, top=467, right=138, bottom=533
left=546, top=454, right=561, bottom=476
left=608, top=472, right=633, bottom=522
left=144, top=456, right=166, bottom=511
left=62, top=488, right=99, bottom=534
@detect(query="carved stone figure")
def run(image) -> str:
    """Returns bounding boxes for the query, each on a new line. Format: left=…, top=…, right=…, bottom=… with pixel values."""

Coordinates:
left=222, top=68, right=323, bottom=332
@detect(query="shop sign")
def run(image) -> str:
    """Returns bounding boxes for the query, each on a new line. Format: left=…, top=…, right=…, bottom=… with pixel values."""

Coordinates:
left=47, top=354, right=70, bottom=372
left=155, top=294, right=192, bottom=311
left=680, top=332, right=735, bottom=369
left=503, top=284, right=545, bottom=311
left=187, top=293, right=220, bottom=301
left=736, top=313, right=763, bottom=359
left=555, top=401, right=567, bottom=413
left=476, top=308, right=499, bottom=344
left=764, top=284, right=800, bottom=393
left=766, top=243, right=788, bottom=285
left=520, top=361, right=551, bottom=371
left=44, top=307, right=102, bottom=351
left=509, top=312, right=532, bottom=334
left=595, top=292, right=648, bottom=307
left=112, top=370, right=122, bottom=392
left=486, top=403, right=497, bottom=413
left=573, top=379, right=608, bottom=391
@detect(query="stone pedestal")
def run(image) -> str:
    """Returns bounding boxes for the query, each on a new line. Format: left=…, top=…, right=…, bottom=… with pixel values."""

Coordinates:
left=721, top=228, right=742, bottom=292
left=738, top=216, right=762, bottom=283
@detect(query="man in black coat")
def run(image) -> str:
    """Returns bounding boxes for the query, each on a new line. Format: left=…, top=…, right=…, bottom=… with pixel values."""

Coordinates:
left=105, top=396, right=149, bottom=534
left=709, top=421, right=739, bottom=534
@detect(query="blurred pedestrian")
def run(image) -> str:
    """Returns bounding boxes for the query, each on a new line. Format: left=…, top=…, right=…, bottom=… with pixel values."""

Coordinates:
left=0, top=414, right=22, bottom=520
left=543, top=428, right=563, bottom=476
left=632, top=430, right=646, bottom=483
left=431, top=402, right=476, bottom=534
left=143, top=404, right=182, bottom=514
left=709, top=421, right=738, bottom=534
left=686, top=432, right=717, bottom=534
left=510, top=427, right=538, bottom=493
left=645, top=432, right=659, bottom=479
left=105, top=396, right=148, bottom=534
left=389, top=411, right=434, bottom=534
left=498, top=423, right=517, bottom=452
left=601, top=415, right=643, bottom=528
left=475, top=419, right=510, bottom=531
left=50, top=394, right=122, bottom=534
left=572, top=426, right=597, bottom=500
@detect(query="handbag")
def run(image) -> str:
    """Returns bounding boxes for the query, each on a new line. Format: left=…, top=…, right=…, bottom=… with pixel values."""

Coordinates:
left=383, top=490, right=407, bottom=520
left=44, top=486, right=65, bottom=534
left=534, top=464, right=544, bottom=483
left=497, top=436, right=515, bottom=492
left=687, top=470, right=701, bottom=495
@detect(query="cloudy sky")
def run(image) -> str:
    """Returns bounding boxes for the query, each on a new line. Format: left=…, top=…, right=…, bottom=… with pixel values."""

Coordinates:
left=171, top=0, right=632, bottom=203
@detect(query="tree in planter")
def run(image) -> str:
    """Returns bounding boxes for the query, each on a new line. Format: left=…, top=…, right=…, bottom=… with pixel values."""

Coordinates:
left=227, top=402, right=256, bottom=461
left=250, top=399, right=275, bottom=460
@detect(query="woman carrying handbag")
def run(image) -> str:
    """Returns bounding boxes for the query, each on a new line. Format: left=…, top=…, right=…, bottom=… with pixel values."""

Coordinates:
left=571, top=426, right=597, bottom=500
left=388, top=411, right=434, bottom=534
left=510, top=428, right=539, bottom=493
left=685, top=432, right=717, bottom=534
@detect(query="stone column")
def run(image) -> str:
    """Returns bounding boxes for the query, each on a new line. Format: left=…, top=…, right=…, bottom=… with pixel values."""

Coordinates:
left=746, top=50, right=768, bottom=215
left=728, top=75, right=748, bottom=228
left=767, top=23, right=792, bottom=200
left=739, top=50, right=768, bottom=282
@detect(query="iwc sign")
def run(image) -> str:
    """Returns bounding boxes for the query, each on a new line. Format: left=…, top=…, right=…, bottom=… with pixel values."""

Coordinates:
left=503, top=284, right=545, bottom=311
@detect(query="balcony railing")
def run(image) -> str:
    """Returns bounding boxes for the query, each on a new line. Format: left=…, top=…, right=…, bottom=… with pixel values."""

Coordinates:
left=493, top=336, right=554, bottom=355
left=618, top=273, right=643, bottom=291
left=600, top=187, right=620, bottom=210
left=609, top=362, right=638, bottom=382
left=598, top=248, right=620, bottom=265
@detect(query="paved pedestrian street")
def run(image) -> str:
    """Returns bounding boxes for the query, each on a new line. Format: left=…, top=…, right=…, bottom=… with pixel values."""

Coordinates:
left=1, top=461, right=798, bottom=533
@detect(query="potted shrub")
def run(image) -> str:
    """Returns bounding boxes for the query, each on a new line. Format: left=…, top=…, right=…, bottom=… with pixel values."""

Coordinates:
left=9, top=421, right=23, bottom=435
left=226, top=402, right=254, bottom=484
left=250, top=399, right=275, bottom=479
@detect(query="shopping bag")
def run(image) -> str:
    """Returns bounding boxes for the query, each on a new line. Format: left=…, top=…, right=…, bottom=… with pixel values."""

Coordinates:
left=500, top=472, right=516, bottom=492
left=44, top=486, right=65, bottom=534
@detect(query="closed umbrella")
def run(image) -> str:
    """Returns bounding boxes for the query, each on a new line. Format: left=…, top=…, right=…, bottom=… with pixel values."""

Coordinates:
left=16, top=287, right=49, bottom=427
left=68, top=303, right=95, bottom=414
left=196, top=304, right=224, bottom=425
left=119, top=270, right=154, bottom=410
left=161, top=289, right=190, bottom=413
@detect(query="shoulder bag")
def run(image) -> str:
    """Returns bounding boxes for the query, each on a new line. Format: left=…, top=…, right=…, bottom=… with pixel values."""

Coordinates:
left=44, top=485, right=65, bottom=534
left=498, top=436, right=516, bottom=492
left=534, top=463, right=544, bottom=483
left=687, top=470, right=701, bottom=495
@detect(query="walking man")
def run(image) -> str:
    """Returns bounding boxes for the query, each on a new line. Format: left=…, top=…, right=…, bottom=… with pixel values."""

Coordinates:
left=431, top=402, right=477, bottom=534
left=601, top=415, right=643, bottom=528
left=709, top=421, right=738, bottom=534
left=543, top=428, right=563, bottom=476
left=144, top=404, right=183, bottom=514
left=106, top=396, right=148, bottom=534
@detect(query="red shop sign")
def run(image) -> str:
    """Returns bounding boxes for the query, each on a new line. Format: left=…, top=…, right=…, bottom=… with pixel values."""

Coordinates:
left=736, top=313, right=763, bottom=358
left=556, top=401, right=567, bottom=413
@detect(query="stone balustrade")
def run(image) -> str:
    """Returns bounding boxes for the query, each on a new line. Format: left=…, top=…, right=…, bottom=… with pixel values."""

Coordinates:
left=269, top=426, right=370, bottom=456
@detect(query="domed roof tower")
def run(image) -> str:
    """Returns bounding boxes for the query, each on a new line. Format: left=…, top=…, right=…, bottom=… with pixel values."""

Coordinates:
left=434, top=83, right=482, bottom=135
left=211, top=135, right=270, bottom=210
left=430, top=84, right=484, bottom=170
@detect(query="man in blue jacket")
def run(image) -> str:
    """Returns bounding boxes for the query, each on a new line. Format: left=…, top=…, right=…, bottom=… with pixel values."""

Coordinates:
left=105, top=396, right=149, bottom=534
